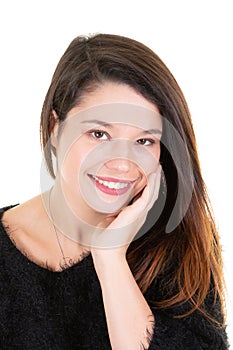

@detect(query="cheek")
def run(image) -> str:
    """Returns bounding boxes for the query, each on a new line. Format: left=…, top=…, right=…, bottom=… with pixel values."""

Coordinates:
left=135, top=144, right=161, bottom=191
left=59, top=142, right=87, bottom=186
left=153, top=143, right=161, bottom=161
left=154, top=144, right=161, bottom=170
left=146, top=143, right=161, bottom=171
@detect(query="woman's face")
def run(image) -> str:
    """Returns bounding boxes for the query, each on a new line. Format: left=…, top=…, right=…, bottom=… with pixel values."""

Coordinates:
left=53, top=81, right=162, bottom=220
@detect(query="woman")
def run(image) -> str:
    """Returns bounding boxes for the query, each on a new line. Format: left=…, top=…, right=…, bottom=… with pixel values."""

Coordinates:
left=0, top=34, right=229, bottom=349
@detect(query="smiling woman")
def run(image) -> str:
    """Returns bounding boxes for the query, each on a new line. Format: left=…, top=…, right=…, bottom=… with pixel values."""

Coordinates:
left=0, top=34, right=229, bottom=349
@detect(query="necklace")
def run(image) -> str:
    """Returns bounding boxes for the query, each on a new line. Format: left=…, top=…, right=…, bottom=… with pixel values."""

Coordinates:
left=48, top=188, right=71, bottom=269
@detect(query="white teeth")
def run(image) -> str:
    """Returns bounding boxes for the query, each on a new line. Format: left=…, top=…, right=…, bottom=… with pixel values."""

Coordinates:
left=91, top=175, right=129, bottom=190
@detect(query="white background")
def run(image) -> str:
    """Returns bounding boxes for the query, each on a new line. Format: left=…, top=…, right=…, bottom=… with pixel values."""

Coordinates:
left=0, top=0, right=232, bottom=346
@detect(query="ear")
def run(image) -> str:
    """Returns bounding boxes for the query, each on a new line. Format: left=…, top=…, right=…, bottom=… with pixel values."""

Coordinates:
left=50, top=110, right=59, bottom=149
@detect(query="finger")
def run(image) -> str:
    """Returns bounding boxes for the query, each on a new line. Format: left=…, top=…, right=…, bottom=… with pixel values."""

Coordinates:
left=97, top=166, right=161, bottom=231
left=133, top=164, right=161, bottom=212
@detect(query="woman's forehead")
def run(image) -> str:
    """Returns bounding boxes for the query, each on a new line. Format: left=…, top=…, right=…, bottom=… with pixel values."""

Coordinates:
left=65, top=103, right=163, bottom=132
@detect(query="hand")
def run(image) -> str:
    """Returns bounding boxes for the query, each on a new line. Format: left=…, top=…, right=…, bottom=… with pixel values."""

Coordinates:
left=91, top=165, right=162, bottom=260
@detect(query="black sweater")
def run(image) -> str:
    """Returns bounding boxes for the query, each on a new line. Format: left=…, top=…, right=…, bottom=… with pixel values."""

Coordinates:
left=0, top=206, right=229, bottom=349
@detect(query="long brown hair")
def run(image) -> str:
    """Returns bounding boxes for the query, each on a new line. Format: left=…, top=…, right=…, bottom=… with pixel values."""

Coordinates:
left=40, top=33, right=226, bottom=325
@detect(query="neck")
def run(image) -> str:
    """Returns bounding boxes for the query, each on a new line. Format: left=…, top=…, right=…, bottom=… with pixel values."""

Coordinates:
left=41, top=176, right=109, bottom=248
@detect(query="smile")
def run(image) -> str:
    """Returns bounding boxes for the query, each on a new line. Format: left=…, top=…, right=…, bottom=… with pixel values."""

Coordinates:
left=88, top=174, right=135, bottom=195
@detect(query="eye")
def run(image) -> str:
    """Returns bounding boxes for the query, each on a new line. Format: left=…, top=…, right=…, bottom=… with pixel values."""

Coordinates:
left=136, top=138, right=155, bottom=146
left=88, top=129, right=110, bottom=141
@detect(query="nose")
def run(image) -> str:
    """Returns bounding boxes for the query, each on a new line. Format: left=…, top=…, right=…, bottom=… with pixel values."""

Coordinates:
left=104, top=158, right=133, bottom=173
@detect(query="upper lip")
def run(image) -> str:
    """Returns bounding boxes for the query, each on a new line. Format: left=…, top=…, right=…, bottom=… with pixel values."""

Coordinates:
left=88, top=174, right=137, bottom=184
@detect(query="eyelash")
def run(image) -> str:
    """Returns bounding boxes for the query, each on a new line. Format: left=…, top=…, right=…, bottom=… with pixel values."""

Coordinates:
left=86, top=129, right=156, bottom=146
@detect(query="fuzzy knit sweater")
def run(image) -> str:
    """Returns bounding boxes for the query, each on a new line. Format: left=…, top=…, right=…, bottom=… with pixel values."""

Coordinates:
left=0, top=206, right=229, bottom=350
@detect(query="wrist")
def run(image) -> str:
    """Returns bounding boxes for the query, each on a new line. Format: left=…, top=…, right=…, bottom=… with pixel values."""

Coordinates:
left=91, top=248, right=129, bottom=279
left=91, top=245, right=127, bottom=261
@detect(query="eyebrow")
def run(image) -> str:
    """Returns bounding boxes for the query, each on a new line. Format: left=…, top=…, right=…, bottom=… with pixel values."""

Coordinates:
left=81, top=119, right=162, bottom=135
left=81, top=119, right=113, bottom=128
left=140, top=129, right=162, bottom=136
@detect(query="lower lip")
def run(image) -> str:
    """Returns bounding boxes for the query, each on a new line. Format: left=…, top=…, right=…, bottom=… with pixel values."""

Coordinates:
left=89, top=177, right=132, bottom=196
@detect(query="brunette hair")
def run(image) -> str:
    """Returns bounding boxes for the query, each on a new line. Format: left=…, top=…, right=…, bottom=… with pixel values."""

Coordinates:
left=40, top=33, right=226, bottom=325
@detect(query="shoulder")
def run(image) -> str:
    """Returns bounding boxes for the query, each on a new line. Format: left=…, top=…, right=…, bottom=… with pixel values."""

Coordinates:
left=0, top=205, right=18, bottom=219
left=0, top=204, right=25, bottom=247
left=0, top=197, right=46, bottom=255
left=0, top=196, right=45, bottom=232
left=0, top=205, right=19, bottom=240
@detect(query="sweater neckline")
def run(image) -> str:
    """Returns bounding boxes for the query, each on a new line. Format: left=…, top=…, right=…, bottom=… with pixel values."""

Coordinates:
left=0, top=205, right=92, bottom=275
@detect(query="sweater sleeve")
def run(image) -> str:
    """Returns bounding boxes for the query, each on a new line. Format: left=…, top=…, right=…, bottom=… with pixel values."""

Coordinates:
left=147, top=308, right=229, bottom=350
left=145, top=283, right=229, bottom=349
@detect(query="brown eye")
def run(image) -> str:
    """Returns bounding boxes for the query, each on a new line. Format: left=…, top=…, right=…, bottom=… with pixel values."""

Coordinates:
left=94, top=131, right=104, bottom=138
left=137, top=138, right=154, bottom=146
left=89, top=130, right=109, bottom=140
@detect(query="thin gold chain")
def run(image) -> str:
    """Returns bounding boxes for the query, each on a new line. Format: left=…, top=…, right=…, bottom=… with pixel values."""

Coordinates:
left=48, top=188, right=70, bottom=269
